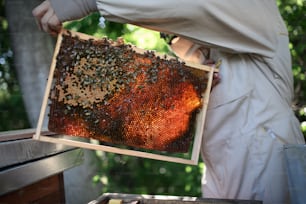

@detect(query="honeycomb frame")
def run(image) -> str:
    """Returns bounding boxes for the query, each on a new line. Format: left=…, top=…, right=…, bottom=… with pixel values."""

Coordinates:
left=33, top=29, right=215, bottom=165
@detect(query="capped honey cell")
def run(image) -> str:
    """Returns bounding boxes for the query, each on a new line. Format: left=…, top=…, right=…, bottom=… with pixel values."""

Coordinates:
left=48, top=31, right=208, bottom=152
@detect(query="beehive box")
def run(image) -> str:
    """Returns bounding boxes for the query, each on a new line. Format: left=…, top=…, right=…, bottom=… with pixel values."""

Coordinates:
left=89, top=193, right=262, bottom=204
left=34, top=29, right=215, bottom=165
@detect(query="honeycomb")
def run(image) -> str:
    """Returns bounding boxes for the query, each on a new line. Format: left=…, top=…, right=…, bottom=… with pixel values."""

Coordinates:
left=48, top=31, right=208, bottom=152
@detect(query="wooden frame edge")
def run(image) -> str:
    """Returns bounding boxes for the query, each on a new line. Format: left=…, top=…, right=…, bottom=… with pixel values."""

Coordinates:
left=34, top=30, right=64, bottom=140
left=59, top=29, right=216, bottom=73
left=190, top=66, right=214, bottom=163
left=33, top=29, right=214, bottom=165
left=36, top=135, right=197, bottom=165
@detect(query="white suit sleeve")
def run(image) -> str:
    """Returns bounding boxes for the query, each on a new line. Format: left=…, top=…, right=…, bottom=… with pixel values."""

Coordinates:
left=50, top=0, right=97, bottom=22
left=96, top=0, right=281, bottom=57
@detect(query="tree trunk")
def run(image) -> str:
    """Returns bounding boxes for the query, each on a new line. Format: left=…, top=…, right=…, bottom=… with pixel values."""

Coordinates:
left=5, top=2, right=102, bottom=203
left=5, top=0, right=54, bottom=127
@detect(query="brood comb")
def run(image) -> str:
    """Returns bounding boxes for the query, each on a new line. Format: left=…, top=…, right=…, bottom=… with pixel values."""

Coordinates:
left=48, top=30, right=209, bottom=153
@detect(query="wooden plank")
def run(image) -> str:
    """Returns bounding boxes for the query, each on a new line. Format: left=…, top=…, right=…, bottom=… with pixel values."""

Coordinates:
left=0, top=138, right=74, bottom=168
left=0, top=128, right=35, bottom=142
left=0, top=148, right=83, bottom=196
left=33, top=31, right=63, bottom=140
left=0, top=128, right=52, bottom=142
left=38, top=135, right=197, bottom=165
left=191, top=67, right=214, bottom=163
left=0, top=173, right=65, bottom=204
left=91, top=193, right=262, bottom=204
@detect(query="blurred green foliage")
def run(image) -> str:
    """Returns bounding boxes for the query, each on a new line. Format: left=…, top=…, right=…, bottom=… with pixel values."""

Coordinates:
left=277, top=0, right=306, bottom=133
left=92, top=152, right=204, bottom=196
left=1, top=0, right=305, bottom=197
left=0, top=0, right=30, bottom=131
left=63, top=13, right=170, bottom=52
left=279, top=1, right=306, bottom=132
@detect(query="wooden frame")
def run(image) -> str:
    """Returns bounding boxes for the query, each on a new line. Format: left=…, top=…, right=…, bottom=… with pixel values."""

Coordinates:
left=33, top=29, right=215, bottom=165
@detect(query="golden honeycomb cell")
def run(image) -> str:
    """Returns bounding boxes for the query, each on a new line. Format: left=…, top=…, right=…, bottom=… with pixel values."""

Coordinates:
left=48, top=31, right=208, bottom=152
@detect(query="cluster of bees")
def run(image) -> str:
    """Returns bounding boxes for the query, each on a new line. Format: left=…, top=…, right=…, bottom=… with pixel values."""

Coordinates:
left=48, top=32, right=207, bottom=151
left=51, top=33, right=197, bottom=113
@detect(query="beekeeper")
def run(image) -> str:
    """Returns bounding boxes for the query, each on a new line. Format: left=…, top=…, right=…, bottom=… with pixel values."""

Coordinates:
left=32, top=1, right=305, bottom=203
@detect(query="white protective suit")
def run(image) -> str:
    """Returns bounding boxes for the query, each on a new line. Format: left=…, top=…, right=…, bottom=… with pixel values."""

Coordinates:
left=49, top=0, right=305, bottom=203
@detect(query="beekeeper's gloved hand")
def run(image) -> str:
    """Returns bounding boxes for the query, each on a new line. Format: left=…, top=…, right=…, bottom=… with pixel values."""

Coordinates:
left=169, top=37, right=221, bottom=90
left=32, top=0, right=97, bottom=36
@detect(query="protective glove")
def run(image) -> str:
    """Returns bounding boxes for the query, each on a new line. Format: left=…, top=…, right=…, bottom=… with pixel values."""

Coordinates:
left=49, top=0, right=97, bottom=22
left=169, top=37, right=210, bottom=65
left=169, top=37, right=221, bottom=89
left=32, top=0, right=97, bottom=36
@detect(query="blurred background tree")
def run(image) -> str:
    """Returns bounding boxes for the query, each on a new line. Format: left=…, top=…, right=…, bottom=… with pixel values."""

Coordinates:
left=0, top=0, right=30, bottom=130
left=277, top=0, right=306, bottom=132
left=1, top=0, right=305, bottom=199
